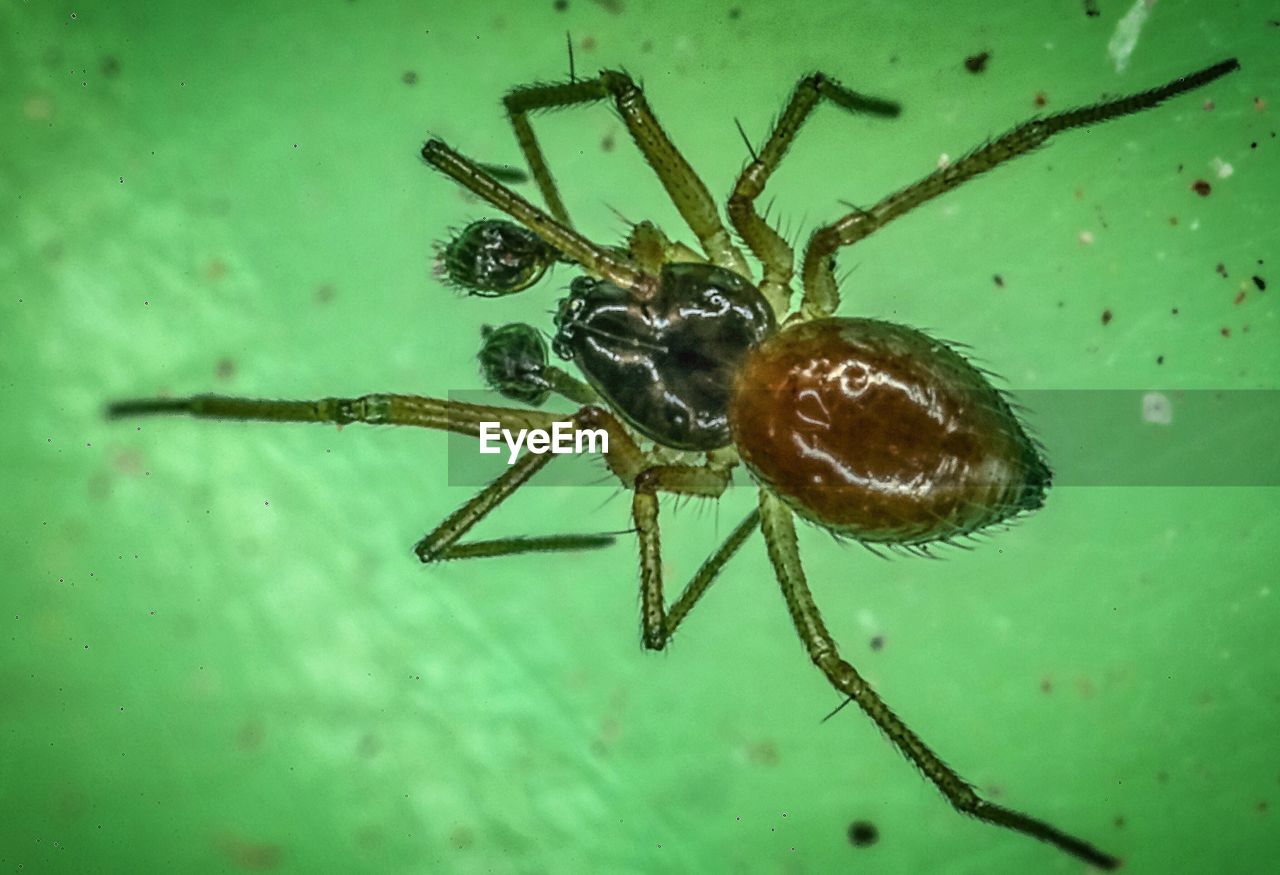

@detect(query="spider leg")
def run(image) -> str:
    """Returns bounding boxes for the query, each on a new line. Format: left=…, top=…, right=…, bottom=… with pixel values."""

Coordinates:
left=626, top=221, right=704, bottom=273
left=500, top=71, right=750, bottom=276
left=755, top=489, right=1119, bottom=869
left=431, top=534, right=618, bottom=562
left=423, top=139, right=657, bottom=299
left=798, top=57, right=1239, bottom=320
left=632, top=464, right=758, bottom=650
left=107, top=395, right=646, bottom=561
left=107, top=393, right=563, bottom=437
left=662, top=507, right=760, bottom=644
left=413, top=404, right=650, bottom=561
left=414, top=447, right=557, bottom=561
left=728, top=73, right=900, bottom=315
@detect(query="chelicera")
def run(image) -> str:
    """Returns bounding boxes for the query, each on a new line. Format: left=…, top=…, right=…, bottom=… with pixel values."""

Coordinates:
left=110, top=58, right=1240, bottom=868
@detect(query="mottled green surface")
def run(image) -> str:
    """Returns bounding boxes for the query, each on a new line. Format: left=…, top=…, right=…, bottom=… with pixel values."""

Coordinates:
left=3, top=1, right=1277, bottom=873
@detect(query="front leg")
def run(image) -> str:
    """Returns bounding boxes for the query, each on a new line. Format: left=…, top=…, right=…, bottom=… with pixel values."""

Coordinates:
left=501, top=71, right=749, bottom=274
left=728, top=73, right=899, bottom=315
left=106, top=392, right=561, bottom=437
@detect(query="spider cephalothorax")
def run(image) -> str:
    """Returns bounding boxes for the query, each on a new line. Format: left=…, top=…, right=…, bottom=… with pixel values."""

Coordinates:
left=553, top=262, right=776, bottom=450
left=110, top=57, right=1240, bottom=869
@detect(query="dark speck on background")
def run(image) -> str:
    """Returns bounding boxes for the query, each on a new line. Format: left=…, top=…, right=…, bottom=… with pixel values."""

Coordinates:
left=237, top=720, right=263, bottom=751
left=100, top=55, right=120, bottom=78
left=747, top=739, right=779, bottom=766
left=993, top=274, right=1004, bottom=287
left=1156, top=355, right=1165, bottom=365
left=215, top=834, right=283, bottom=870
left=1216, top=262, right=1228, bottom=278
left=1192, top=179, right=1212, bottom=197
left=590, top=0, right=623, bottom=13
left=402, top=70, right=417, bottom=85
left=869, top=635, right=884, bottom=651
left=963, top=51, right=990, bottom=74
left=554, top=0, right=568, bottom=10
left=1101, top=308, right=1112, bottom=325
left=1084, top=0, right=1100, bottom=16
left=848, top=820, right=878, bottom=847
left=729, top=6, right=742, bottom=19
left=1252, top=275, right=1267, bottom=291
left=1034, top=91, right=1047, bottom=108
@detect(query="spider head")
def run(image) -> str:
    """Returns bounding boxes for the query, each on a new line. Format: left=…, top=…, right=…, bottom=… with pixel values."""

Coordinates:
left=553, top=262, right=775, bottom=450
left=437, top=219, right=556, bottom=296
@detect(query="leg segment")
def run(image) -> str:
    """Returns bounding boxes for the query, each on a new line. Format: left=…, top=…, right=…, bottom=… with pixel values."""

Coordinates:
left=663, top=508, right=761, bottom=639
left=728, top=74, right=900, bottom=315
left=501, top=72, right=749, bottom=274
left=414, top=449, right=556, bottom=561
left=631, top=464, right=744, bottom=650
left=413, top=404, right=646, bottom=562
left=756, top=488, right=1119, bottom=870
left=432, top=534, right=617, bottom=562
left=107, top=393, right=562, bottom=439
left=109, top=395, right=640, bottom=563
left=799, top=57, right=1239, bottom=319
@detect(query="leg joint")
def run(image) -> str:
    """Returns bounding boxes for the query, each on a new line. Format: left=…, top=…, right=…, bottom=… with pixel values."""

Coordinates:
left=634, top=467, right=662, bottom=495
left=642, top=626, right=667, bottom=651
left=599, top=69, right=641, bottom=102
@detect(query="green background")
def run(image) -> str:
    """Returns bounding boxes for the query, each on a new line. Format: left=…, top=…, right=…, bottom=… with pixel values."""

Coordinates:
left=3, top=1, right=1277, bottom=872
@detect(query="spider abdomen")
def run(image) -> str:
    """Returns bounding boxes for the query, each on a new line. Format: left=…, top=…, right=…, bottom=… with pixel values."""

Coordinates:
left=728, top=318, right=1049, bottom=545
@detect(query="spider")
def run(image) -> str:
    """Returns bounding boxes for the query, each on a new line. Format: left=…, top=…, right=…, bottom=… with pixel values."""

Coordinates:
left=110, top=57, right=1240, bottom=868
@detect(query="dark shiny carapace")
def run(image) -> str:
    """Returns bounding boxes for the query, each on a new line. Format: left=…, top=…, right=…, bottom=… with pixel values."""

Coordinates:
left=728, top=318, right=1050, bottom=545
left=554, top=262, right=776, bottom=451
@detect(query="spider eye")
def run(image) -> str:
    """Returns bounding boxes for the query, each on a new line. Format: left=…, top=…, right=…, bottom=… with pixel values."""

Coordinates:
left=477, top=323, right=552, bottom=406
left=439, top=219, right=555, bottom=296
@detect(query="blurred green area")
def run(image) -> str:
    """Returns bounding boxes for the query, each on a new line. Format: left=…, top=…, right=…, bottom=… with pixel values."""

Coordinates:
left=2, top=1, right=1276, bottom=873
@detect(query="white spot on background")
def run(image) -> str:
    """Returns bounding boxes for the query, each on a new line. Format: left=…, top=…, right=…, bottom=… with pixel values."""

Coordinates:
left=1108, top=0, right=1155, bottom=74
left=1211, top=157, right=1234, bottom=179
left=1142, top=392, right=1173, bottom=425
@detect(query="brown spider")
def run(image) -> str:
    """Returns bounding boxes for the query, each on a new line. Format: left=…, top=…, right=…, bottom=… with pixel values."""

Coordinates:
left=109, top=57, right=1240, bottom=868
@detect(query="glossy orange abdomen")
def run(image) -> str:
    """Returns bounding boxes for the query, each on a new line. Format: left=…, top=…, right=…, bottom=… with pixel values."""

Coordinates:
left=728, top=318, right=1049, bottom=545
